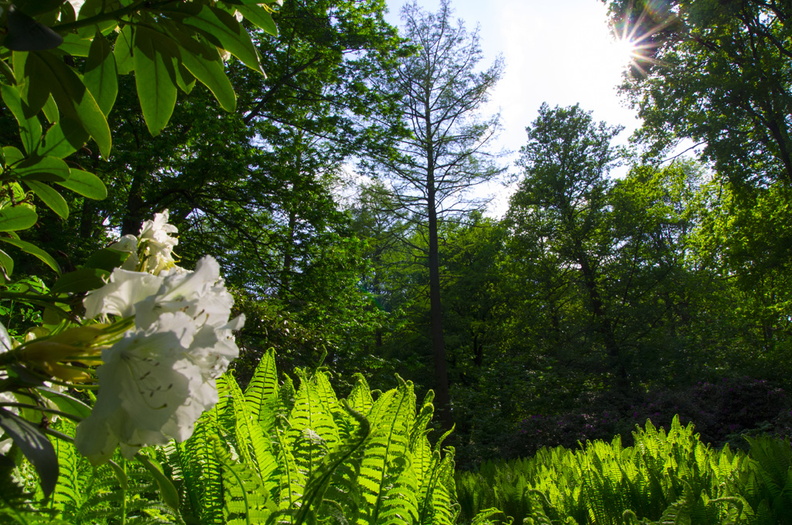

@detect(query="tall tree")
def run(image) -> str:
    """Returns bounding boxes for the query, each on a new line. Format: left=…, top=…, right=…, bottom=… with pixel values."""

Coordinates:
left=369, top=0, right=503, bottom=427
left=509, top=104, right=628, bottom=397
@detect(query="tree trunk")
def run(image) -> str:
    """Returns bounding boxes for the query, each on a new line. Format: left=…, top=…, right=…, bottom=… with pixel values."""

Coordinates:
left=577, top=249, right=630, bottom=399
left=427, top=182, right=452, bottom=430
left=121, top=171, right=147, bottom=235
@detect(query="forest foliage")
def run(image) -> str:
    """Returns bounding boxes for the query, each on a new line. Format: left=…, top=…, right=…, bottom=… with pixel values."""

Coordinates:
left=1, top=0, right=792, bottom=523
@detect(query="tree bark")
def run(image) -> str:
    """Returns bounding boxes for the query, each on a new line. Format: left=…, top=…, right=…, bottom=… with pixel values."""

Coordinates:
left=427, top=183, right=452, bottom=430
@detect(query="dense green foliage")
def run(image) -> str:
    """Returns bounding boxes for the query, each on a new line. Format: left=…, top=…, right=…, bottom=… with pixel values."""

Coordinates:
left=457, top=417, right=792, bottom=524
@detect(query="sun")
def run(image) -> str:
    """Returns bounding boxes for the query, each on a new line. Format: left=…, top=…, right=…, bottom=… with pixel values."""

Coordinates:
left=605, top=2, right=679, bottom=77
left=610, top=36, right=641, bottom=67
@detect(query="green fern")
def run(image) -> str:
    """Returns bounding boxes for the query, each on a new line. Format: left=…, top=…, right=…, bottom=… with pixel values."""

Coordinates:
left=6, top=351, right=458, bottom=524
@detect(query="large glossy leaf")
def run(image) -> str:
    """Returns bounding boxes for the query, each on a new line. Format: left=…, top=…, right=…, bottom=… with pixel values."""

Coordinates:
left=133, top=26, right=180, bottom=136
left=160, top=20, right=235, bottom=107
left=0, top=206, right=38, bottom=232
left=114, top=25, right=135, bottom=75
left=55, top=169, right=107, bottom=200
left=179, top=43, right=236, bottom=111
left=0, top=237, right=61, bottom=273
left=5, top=9, right=63, bottom=51
left=58, top=33, right=93, bottom=57
left=13, top=51, right=50, bottom=118
left=36, top=118, right=88, bottom=159
left=0, top=83, right=43, bottom=154
left=137, top=454, right=181, bottom=511
left=83, top=247, right=129, bottom=272
left=51, top=267, right=108, bottom=293
left=181, top=5, right=263, bottom=74
left=0, top=407, right=58, bottom=496
left=236, top=4, right=278, bottom=37
left=1, top=146, right=24, bottom=165
left=73, top=0, right=124, bottom=38
left=26, top=50, right=112, bottom=157
left=22, top=180, right=69, bottom=219
left=84, top=32, right=118, bottom=116
left=36, top=386, right=93, bottom=419
left=14, top=156, right=71, bottom=182
left=41, top=93, right=58, bottom=123
left=0, top=248, right=14, bottom=277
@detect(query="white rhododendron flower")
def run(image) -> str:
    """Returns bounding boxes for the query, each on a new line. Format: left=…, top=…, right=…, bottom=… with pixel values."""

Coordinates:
left=75, top=213, right=243, bottom=463
left=137, top=210, right=179, bottom=274
left=83, top=269, right=162, bottom=319
left=107, top=234, right=139, bottom=271
left=105, top=210, right=179, bottom=276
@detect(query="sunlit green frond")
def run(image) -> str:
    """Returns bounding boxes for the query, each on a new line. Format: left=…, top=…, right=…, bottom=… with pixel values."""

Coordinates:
left=244, top=348, right=282, bottom=432
left=214, top=437, right=270, bottom=525
left=356, top=376, right=416, bottom=524
left=287, top=370, right=340, bottom=480
left=177, top=412, right=225, bottom=524
left=347, top=374, right=374, bottom=416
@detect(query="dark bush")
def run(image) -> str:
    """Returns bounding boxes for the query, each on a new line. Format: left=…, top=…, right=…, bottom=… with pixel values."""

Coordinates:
left=505, top=376, right=790, bottom=459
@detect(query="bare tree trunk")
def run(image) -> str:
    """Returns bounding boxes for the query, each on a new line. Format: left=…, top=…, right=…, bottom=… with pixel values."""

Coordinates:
left=427, top=183, right=451, bottom=430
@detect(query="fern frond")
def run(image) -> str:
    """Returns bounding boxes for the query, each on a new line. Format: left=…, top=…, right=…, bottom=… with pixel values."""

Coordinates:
left=273, top=423, right=307, bottom=516
left=176, top=412, right=225, bottom=524
left=347, top=374, right=374, bottom=416
left=244, top=349, right=283, bottom=435
left=356, top=376, right=417, bottom=524
left=214, top=437, right=270, bottom=525
left=47, top=419, right=85, bottom=517
left=294, top=403, right=371, bottom=525
left=287, top=370, right=340, bottom=480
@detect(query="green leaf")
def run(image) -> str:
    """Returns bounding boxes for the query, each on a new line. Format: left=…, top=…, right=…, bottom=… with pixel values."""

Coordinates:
left=36, top=387, right=93, bottom=419
left=14, top=51, right=50, bottom=118
left=36, top=118, right=88, bottom=158
left=58, top=33, right=92, bottom=57
left=2, top=146, right=24, bottom=166
left=15, top=155, right=71, bottom=182
left=0, top=248, right=14, bottom=278
left=41, top=93, right=58, bottom=123
left=51, top=267, right=108, bottom=293
left=180, top=44, right=236, bottom=111
left=182, top=5, right=263, bottom=73
left=161, top=22, right=234, bottom=106
left=0, top=206, right=38, bottom=232
left=133, top=26, right=180, bottom=136
left=0, top=83, right=43, bottom=154
left=84, top=32, right=117, bottom=116
left=0, top=407, right=59, bottom=497
left=55, top=169, right=107, bottom=200
left=27, top=50, right=112, bottom=157
left=22, top=180, right=69, bottom=219
left=75, top=0, right=124, bottom=38
left=0, top=237, right=61, bottom=273
left=84, top=247, right=129, bottom=272
left=12, top=0, right=64, bottom=17
left=175, top=63, right=197, bottom=94
left=136, top=454, right=181, bottom=511
left=113, top=25, right=135, bottom=75
left=236, top=4, right=278, bottom=37
left=5, top=9, right=63, bottom=51
left=0, top=59, right=16, bottom=84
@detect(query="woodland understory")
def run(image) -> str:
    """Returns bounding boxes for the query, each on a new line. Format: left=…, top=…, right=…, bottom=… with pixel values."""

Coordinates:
left=2, top=0, right=792, bottom=523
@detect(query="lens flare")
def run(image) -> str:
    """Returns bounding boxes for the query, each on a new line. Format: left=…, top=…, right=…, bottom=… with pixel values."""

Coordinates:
left=610, top=0, right=679, bottom=77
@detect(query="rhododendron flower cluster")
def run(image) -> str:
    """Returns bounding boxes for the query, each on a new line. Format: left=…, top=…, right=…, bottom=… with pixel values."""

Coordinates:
left=74, top=212, right=244, bottom=463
